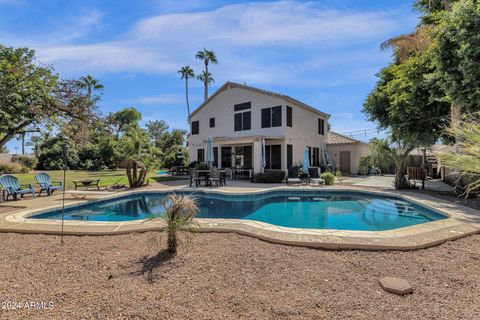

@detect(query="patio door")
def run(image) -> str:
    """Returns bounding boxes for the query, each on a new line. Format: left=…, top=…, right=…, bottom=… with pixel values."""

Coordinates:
left=339, top=151, right=350, bottom=174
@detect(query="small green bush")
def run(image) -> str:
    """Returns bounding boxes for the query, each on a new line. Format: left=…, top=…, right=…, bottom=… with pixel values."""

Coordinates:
left=335, top=170, right=342, bottom=178
left=0, top=162, right=30, bottom=174
left=254, top=170, right=285, bottom=183
left=12, top=155, right=37, bottom=169
left=320, top=172, right=335, bottom=185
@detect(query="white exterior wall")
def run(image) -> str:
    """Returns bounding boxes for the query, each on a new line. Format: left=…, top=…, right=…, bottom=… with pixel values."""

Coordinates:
left=188, top=85, right=328, bottom=173
left=326, top=143, right=371, bottom=175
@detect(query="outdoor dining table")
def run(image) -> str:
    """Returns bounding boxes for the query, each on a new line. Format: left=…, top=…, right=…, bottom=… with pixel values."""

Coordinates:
left=196, top=170, right=227, bottom=186
left=73, top=178, right=101, bottom=190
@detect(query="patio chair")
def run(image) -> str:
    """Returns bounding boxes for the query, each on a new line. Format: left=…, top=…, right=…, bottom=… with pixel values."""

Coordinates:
left=308, top=167, right=325, bottom=187
left=35, top=172, right=64, bottom=196
left=189, top=168, right=202, bottom=187
left=0, top=175, right=36, bottom=201
left=286, top=166, right=302, bottom=186
left=208, top=168, right=222, bottom=187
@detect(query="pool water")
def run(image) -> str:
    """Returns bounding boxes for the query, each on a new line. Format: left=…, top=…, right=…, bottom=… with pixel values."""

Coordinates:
left=29, top=191, right=446, bottom=231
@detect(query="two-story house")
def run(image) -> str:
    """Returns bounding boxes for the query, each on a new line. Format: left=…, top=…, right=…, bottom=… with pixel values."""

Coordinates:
left=188, top=82, right=330, bottom=174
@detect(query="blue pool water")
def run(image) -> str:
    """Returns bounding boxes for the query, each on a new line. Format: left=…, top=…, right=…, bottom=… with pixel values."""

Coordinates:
left=29, top=191, right=446, bottom=231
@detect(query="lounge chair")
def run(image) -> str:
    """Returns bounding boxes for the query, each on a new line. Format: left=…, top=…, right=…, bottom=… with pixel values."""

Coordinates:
left=35, top=172, right=64, bottom=196
left=308, top=167, right=325, bottom=186
left=286, top=166, right=302, bottom=186
left=0, top=175, right=36, bottom=201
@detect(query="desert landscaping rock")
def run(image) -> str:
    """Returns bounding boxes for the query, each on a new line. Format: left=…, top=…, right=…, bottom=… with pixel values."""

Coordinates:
left=1, top=232, right=480, bottom=319
left=379, top=277, right=414, bottom=295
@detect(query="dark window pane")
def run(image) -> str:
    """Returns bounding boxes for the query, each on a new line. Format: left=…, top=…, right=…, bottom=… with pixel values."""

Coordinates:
left=209, top=117, right=215, bottom=128
left=318, top=118, right=325, bottom=135
left=272, top=106, right=282, bottom=127
left=270, top=145, right=281, bottom=169
left=307, top=147, right=312, bottom=166
left=265, top=146, right=271, bottom=169
left=191, top=121, right=199, bottom=135
left=244, top=146, right=252, bottom=168
left=234, top=113, right=242, bottom=131
left=287, top=106, right=292, bottom=127
left=234, top=102, right=251, bottom=111
left=197, top=148, right=204, bottom=162
left=213, top=147, right=218, bottom=167
left=221, top=147, right=232, bottom=168
left=287, top=144, right=293, bottom=168
left=261, top=108, right=271, bottom=128
left=243, top=111, right=251, bottom=130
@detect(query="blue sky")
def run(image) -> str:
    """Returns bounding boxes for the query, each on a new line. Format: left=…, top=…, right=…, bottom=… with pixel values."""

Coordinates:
left=1, top=0, right=419, bottom=153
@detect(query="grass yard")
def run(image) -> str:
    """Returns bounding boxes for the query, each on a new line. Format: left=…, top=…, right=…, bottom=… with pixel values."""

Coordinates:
left=10, top=170, right=186, bottom=190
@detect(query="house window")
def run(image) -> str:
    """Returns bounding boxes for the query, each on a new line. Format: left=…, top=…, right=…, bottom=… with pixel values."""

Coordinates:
left=213, top=147, right=218, bottom=167
left=221, top=147, right=232, bottom=168
left=286, top=106, right=292, bottom=127
left=265, top=145, right=281, bottom=169
left=197, top=148, right=205, bottom=162
left=234, top=111, right=251, bottom=131
left=287, top=144, right=293, bottom=168
left=234, top=101, right=251, bottom=111
left=318, top=118, right=325, bottom=135
left=261, top=106, right=282, bottom=128
left=312, top=147, right=320, bottom=166
left=209, top=117, right=215, bottom=128
left=191, top=121, right=199, bottom=135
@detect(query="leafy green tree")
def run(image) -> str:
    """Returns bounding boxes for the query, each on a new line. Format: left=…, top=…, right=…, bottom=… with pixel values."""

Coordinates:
left=146, top=120, right=169, bottom=143
left=115, top=125, right=158, bottom=188
left=363, top=49, right=450, bottom=142
left=195, top=49, right=217, bottom=101
left=435, top=0, right=480, bottom=131
left=177, top=66, right=195, bottom=120
left=0, top=46, right=58, bottom=150
left=107, top=107, right=142, bottom=138
left=36, top=136, right=80, bottom=170
left=76, top=75, right=104, bottom=147
left=196, top=71, right=214, bottom=90
left=157, top=129, right=187, bottom=168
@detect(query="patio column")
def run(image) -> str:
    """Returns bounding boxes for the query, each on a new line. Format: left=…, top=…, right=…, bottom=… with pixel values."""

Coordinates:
left=253, top=140, right=262, bottom=174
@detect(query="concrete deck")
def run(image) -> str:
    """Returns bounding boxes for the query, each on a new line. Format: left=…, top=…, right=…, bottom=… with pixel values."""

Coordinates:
left=1, top=177, right=479, bottom=250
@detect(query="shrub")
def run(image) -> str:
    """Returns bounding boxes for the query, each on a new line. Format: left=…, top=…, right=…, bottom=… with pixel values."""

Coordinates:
left=320, top=172, right=335, bottom=185
left=254, top=170, right=285, bottom=183
left=335, top=170, right=342, bottom=178
left=12, top=155, right=37, bottom=169
left=0, top=162, right=30, bottom=174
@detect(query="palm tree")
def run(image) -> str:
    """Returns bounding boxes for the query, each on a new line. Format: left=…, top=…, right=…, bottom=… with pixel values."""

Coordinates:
left=197, top=71, right=214, bottom=88
left=177, top=66, right=195, bottom=121
left=160, top=194, right=198, bottom=254
left=195, top=48, right=218, bottom=101
left=76, top=75, right=104, bottom=147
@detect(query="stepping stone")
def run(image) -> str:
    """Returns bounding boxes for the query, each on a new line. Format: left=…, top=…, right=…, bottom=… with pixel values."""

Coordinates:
left=379, top=277, right=414, bottom=295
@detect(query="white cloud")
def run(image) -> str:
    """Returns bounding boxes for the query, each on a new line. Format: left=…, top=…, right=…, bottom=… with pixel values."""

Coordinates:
left=107, top=94, right=185, bottom=106
left=26, top=0, right=408, bottom=79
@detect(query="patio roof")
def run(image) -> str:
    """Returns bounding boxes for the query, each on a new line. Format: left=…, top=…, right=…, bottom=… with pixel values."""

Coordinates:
left=327, top=131, right=362, bottom=145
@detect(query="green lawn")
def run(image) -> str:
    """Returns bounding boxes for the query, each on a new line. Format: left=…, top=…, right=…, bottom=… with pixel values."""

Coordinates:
left=9, top=170, right=186, bottom=190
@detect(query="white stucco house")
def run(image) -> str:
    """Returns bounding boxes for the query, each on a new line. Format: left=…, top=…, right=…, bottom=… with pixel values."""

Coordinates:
left=188, top=82, right=330, bottom=174
left=326, top=132, right=371, bottom=175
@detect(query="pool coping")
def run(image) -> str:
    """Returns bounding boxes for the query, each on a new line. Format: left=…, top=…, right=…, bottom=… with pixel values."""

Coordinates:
left=1, top=186, right=480, bottom=250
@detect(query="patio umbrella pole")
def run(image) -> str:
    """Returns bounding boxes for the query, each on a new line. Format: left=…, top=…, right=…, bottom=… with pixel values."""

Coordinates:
left=61, top=144, right=68, bottom=245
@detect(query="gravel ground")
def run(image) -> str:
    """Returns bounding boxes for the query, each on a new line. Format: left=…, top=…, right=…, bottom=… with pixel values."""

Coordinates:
left=1, top=232, right=480, bottom=320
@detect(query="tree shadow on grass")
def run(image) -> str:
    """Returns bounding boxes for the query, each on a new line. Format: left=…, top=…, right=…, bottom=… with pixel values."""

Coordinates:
left=131, top=249, right=175, bottom=284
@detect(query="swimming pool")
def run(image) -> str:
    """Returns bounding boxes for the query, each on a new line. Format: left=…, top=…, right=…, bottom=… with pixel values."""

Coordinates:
left=29, top=191, right=447, bottom=231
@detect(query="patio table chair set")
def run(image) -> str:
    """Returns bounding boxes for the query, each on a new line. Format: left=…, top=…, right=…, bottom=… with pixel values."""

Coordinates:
left=286, top=166, right=325, bottom=186
left=189, top=168, right=226, bottom=187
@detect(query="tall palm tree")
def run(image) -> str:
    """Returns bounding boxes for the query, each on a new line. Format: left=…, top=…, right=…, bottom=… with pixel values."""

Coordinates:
left=78, top=75, right=104, bottom=98
left=77, top=75, right=104, bottom=146
left=195, top=48, right=218, bottom=101
left=197, top=71, right=214, bottom=88
left=177, top=66, right=195, bottom=121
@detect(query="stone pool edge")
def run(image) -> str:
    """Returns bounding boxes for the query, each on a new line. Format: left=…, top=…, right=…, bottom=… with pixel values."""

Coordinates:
left=2, top=186, right=480, bottom=251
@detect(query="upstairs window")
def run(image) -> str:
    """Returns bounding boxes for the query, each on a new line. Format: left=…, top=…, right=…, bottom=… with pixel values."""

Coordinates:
left=286, top=106, right=292, bottom=127
left=209, top=117, right=215, bottom=128
left=318, top=118, right=325, bottom=135
left=234, top=102, right=251, bottom=131
left=261, top=106, right=282, bottom=128
left=191, top=120, right=199, bottom=135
